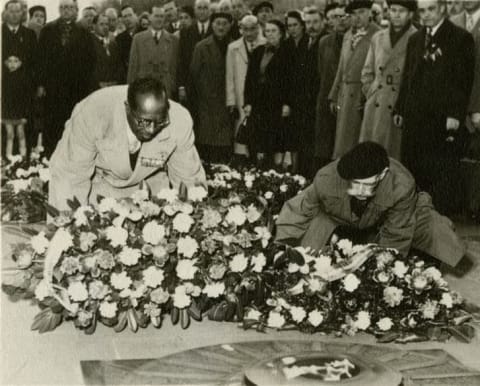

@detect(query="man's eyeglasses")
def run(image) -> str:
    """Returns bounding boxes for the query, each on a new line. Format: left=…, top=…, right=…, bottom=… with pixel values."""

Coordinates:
left=129, top=108, right=170, bottom=130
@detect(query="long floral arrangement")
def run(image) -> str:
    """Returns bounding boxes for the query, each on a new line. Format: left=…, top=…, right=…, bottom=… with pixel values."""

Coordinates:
left=1, top=163, right=476, bottom=343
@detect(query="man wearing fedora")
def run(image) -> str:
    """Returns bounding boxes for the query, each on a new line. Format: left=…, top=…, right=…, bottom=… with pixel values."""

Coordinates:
left=275, top=142, right=466, bottom=267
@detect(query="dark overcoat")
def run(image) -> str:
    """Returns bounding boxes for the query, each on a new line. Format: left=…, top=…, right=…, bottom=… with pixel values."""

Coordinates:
left=189, top=36, right=232, bottom=147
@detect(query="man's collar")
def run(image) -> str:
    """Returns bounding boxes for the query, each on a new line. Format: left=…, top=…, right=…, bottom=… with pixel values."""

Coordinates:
left=430, top=17, right=445, bottom=36
left=151, top=28, right=162, bottom=36
left=125, top=120, right=141, bottom=154
left=6, top=23, right=19, bottom=32
left=466, top=7, right=480, bottom=28
left=197, top=20, right=209, bottom=29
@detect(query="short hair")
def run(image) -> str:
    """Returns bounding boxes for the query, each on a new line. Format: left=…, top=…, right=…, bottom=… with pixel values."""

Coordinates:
left=304, top=7, right=325, bottom=19
left=179, top=5, right=195, bottom=19
left=286, top=10, right=305, bottom=27
left=121, top=4, right=135, bottom=14
left=5, top=0, right=21, bottom=10
left=82, top=6, right=96, bottom=15
left=104, top=7, right=118, bottom=17
left=266, top=19, right=286, bottom=37
left=240, top=14, right=258, bottom=26
left=151, top=4, right=165, bottom=13
left=195, top=0, right=211, bottom=7
left=28, top=5, right=46, bottom=18
left=325, top=2, right=342, bottom=16
left=127, top=78, right=168, bottom=111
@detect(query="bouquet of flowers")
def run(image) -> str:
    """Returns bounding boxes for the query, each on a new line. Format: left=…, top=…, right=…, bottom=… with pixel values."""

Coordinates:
left=242, top=240, right=476, bottom=343
left=1, top=151, right=50, bottom=222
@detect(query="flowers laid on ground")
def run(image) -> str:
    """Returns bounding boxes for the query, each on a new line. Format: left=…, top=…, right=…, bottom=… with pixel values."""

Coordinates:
left=2, top=181, right=476, bottom=344
left=1, top=151, right=50, bottom=222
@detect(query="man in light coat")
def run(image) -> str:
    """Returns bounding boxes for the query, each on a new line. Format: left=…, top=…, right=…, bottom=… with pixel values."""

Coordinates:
left=328, top=0, right=379, bottom=159
left=127, top=5, right=178, bottom=98
left=49, top=78, right=206, bottom=212
left=360, top=0, right=417, bottom=159
left=226, top=15, right=266, bottom=159
left=275, top=142, right=466, bottom=267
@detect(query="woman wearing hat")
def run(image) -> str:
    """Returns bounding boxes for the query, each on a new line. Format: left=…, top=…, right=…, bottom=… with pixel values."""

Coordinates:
left=359, top=0, right=417, bottom=159
left=244, top=19, right=293, bottom=169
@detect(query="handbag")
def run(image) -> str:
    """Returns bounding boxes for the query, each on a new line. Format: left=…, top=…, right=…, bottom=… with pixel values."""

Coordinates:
left=235, top=117, right=254, bottom=145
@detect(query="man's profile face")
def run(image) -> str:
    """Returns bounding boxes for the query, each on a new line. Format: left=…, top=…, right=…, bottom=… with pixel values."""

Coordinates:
left=126, top=94, right=170, bottom=142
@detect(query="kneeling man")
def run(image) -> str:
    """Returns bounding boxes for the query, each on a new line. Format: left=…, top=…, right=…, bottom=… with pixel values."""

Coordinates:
left=276, top=142, right=465, bottom=266
left=49, top=77, right=206, bottom=211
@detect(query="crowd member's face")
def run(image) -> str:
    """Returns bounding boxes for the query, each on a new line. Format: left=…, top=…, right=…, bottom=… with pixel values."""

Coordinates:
left=94, top=15, right=109, bottom=37
left=178, top=11, right=193, bottom=30
left=446, top=0, right=463, bottom=15
left=126, top=94, right=170, bottom=142
left=351, top=7, right=370, bottom=29
left=347, top=173, right=385, bottom=200
left=389, top=4, right=412, bottom=30
left=257, top=6, right=273, bottom=25
left=5, top=2, right=23, bottom=25
left=150, top=7, right=166, bottom=30
left=121, top=7, right=136, bottom=30
left=418, top=0, right=445, bottom=27
left=219, top=2, right=232, bottom=14
left=331, top=7, right=349, bottom=33
left=5, top=56, right=22, bottom=72
left=305, top=12, right=324, bottom=38
left=106, top=10, right=118, bottom=32
left=463, top=1, right=480, bottom=13
left=265, top=22, right=282, bottom=46
left=371, top=4, right=383, bottom=24
left=241, top=20, right=259, bottom=42
left=287, top=16, right=304, bottom=40
left=231, top=0, right=245, bottom=20
left=82, top=9, right=96, bottom=26
left=59, top=0, right=77, bottom=22
left=31, top=10, right=46, bottom=25
left=164, top=3, right=178, bottom=22
left=212, top=17, right=231, bottom=38
left=195, top=1, right=210, bottom=23
left=140, top=16, right=150, bottom=30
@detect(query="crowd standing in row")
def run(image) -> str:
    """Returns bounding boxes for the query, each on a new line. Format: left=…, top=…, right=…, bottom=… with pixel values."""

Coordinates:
left=2, top=0, right=480, bottom=218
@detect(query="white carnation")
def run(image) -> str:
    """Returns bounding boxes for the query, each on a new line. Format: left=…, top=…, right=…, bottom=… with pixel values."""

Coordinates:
left=308, top=310, right=324, bottom=327
left=110, top=271, right=132, bottom=290
left=119, top=246, right=141, bottom=266
left=142, top=266, right=165, bottom=288
left=229, top=253, right=249, bottom=273
left=30, top=231, right=50, bottom=254
left=290, top=306, right=306, bottom=323
left=267, top=311, right=285, bottom=328
left=142, top=221, right=166, bottom=245
left=105, top=226, right=128, bottom=247
left=173, top=213, right=194, bottom=233
left=176, top=259, right=198, bottom=280
left=226, top=205, right=247, bottom=226
left=392, top=260, right=408, bottom=278
left=67, top=281, right=88, bottom=302
left=354, top=311, right=371, bottom=330
left=202, top=282, right=225, bottom=298
left=188, top=186, right=208, bottom=202
left=99, top=301, right=118, bottom=318
left=251, top=253, right=267, bottom=273
left=343, top=273, right=361, bottom=292
left=157, top=188, right=178, bottom=203
left=377, top=317, right=393, bottom=331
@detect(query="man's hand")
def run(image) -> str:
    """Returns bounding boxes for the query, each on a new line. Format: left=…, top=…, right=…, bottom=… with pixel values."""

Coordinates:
left=37, top=86, right=46, bottom=98
left=178, top=87, right=187, bottom=103
left=446, top=117, right=460, bottom=131
left=393, top=114, right=403, bottom=127
left=329, top=101, right=338, bottom=115
left=282, top=105, right=291, bottom=117
left=471, top=112, right=480, bottom=131
left=243, top=105, right=252, bottom=117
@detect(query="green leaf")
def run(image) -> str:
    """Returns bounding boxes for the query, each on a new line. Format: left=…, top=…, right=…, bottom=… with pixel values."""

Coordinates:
left=448, top=324, right=476, bottom=343
left=187, top=300, right=202, bottom=321
left=45, top=203, right=60, bottom=218
left=114, top=311, right=128, bottom=333
left=85, top=312, right=97, bottom=334
left=179, top=182, right=188, bottom=202
left=31, top=308, right=63, bottom=333
left=181, top=308, right=191, bottom=329
left=463, top=301, right=480, bottom=316
left=376, top=332, right=401, bottom=343
left=171, top=307, right=180, bottom=325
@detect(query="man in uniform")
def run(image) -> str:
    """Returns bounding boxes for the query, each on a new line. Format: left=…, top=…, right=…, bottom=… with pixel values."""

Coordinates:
left=275, top=142, right=466, bottom=267
left=49, top=77, right=206, bottom=211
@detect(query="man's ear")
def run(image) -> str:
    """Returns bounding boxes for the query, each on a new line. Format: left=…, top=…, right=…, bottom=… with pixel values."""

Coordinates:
left=379, top=167, right=389, bottom=180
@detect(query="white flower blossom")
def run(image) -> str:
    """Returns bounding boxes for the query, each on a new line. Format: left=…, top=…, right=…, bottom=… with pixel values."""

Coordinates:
left=377, top=317, right=393, bottom=331
left=383, top=286, right=404, bottom=307
left=142, top=266, right=165, bottom=288
left=142, top=221, right=166, bottom=245
left=354, top=311, right=371, bottom=330
left=251, top=253, right=267, bottom=273
left=279, top=184, right=288, bottom=193
left=176, top=259, right=198, bottom=280
left=245, top=309, right=261, bottom=321
left=308, top=310, right=324, bottom=327
left=203, top=282, right=225, bottom=298
left=288, top=263, right=300, bottom=273
left=392, top=260, right=408, bottom=278
left=98, top=197, right=118, bottom=213
left=290, top=306, right=306, bottom=323
left=264, top=191, right=273, bottom=200
left=246, top=204, right=262, bottom=223
left=177, top=236, right=199, bottom=258
left=30, top=231, right=50, bottom=254
left=173, top=285, right=191, bottom=308
left=440, top=292, right=453, bottom=309
left=172, top=213, right=194, bottom=233
left=38, top=168, right=51, bottom=182
left=157, top=188, right=178, bottom=203
left=67, top=281, right=88, bottom=302
left=119, top=246, right=142, bottom=266
left=267, top=311, right=285, bottom=328
left=99, top=301, right=118, bottom=318
left=343, top=273, right=361, bottom=292
left=226, top=205, right=247, bottom=226
left=337, top=239, right=353, bottom=255
left=188, top=186, right=208, bottom=201
left=110, top=271, right=132, bottom=290
left=105, top=226, right=128, bottom=247
left=229, top=253, right=249, bottom=273
left=34, top=279, right=53, bottom=301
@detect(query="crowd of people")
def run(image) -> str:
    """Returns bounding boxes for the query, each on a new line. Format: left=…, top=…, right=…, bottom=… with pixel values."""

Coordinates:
left=1, top=0, right=480, bottom=218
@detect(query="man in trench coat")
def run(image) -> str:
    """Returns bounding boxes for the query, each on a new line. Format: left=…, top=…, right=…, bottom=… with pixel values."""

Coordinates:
left=275, top=142, right=466, bottom=267
left=359, top=0, right=417, bottom=159
left=49, top=78, right=206, bottom=212
left=328, top=0, right=379, bottom=159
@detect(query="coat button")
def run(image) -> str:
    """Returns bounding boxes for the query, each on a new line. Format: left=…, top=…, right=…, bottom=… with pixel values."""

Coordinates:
left=392, top=87, right=396, bottom=91
left=388, top=105, right=392, bottom=110
left=350, top=93, right=354, bottom=97
left=375, top=103, right=380, bottom=107
left=378, top=84, right=382, bottom=89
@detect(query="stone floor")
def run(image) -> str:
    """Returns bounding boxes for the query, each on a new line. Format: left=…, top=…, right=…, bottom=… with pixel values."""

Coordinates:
left=1, top=220, right=479, bottom=386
